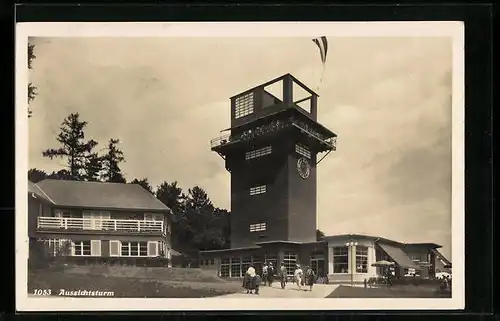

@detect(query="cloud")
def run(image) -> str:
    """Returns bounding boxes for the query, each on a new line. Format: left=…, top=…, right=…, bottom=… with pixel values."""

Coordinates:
left=28, top=36, right=453, bottom=259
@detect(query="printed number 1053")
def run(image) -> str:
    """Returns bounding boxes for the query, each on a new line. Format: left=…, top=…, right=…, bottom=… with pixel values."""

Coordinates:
left=33, top=289, right=52, bottom=296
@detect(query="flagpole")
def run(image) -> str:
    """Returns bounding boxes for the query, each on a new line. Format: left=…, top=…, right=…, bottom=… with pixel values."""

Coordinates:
left=317, top=62, right=326, bottom=92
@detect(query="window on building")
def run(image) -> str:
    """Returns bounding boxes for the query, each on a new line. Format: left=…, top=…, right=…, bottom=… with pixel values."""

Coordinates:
left=234, top=92, right=254, bottom=119
left=283, top=251, right=298, bottom=277
left=83, top=211, right=111, bottom=219
left=82, top=211, right=111, bottom=230
left=45, top=239, right=71, bottom=257
left=73, top=240, right=91, bottom=256
left=264, top=253, right=278, bottom=273
left=252, top=255, right=263, bottom=275
left=230, top=257, right=241, bottom=278
left=249, top=223, right=266, bottom=232
left=333, top=247, right=349, bottom=273
left=356, top=246, right=368, bottom=273
left=241, top=256, right=251, bottom=274
left=144, top=213, right=164, bottom=221
left=120, top=241, right=148, bottom=257
left=158, top=240, right=165, bottom=257
left=245, top=146, right=272, bottom=160
left=250, top=185, right=266, bottom=196
left=54, top=210, right=72, bottom=218
left=220, top=258, right=230, bottom=277
left=295, top=143, right=311, bottom=159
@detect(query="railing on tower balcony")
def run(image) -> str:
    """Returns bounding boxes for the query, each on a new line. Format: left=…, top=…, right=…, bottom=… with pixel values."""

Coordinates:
left=210, top=118, right=336, bottom=150
left=37, top=217, right=164, bottom=233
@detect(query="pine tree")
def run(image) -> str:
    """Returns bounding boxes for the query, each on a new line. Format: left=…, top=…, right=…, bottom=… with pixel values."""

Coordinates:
left=101, top=138, right=126, bottom=183
left=28, top=168, right=48, bottom=183
left=42, top=113, right=98, bottom=180
left=28, top=43, right=37, bottom=117
left=129, top=178, right=153, bottom=193
left=84, top=153, right=103, bottom=182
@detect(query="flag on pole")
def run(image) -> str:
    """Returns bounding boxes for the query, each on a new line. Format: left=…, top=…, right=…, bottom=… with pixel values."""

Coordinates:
left=312, top=36, right=328, bottom=64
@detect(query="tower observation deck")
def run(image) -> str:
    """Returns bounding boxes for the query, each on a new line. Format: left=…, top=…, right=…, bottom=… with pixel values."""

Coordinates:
left=210, top=73, right=337, bottom=248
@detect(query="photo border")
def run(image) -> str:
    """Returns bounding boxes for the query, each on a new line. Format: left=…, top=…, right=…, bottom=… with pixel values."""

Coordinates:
left=15, top=21, right=465, bottom=312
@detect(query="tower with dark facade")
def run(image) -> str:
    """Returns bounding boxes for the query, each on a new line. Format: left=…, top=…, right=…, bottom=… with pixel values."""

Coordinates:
left=210, top=74, right=337, bottom=249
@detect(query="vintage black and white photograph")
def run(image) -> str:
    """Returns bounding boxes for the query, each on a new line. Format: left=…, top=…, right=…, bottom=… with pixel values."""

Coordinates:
left=15, top=22, right=464, bottom=311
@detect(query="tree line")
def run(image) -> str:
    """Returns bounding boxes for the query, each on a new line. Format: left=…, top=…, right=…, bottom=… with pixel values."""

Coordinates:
left=28, top=112, right=231, bottom=253
left=27, top=43, right=324, bottom=254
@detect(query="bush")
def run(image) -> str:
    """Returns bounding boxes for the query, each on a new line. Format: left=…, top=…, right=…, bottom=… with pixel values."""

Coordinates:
left=39, top=256, right=171, bottom=267
left=392, top=276, right=441, bottom=286
left=367, top=276, right=442, bottom=287
left=29, top=238, right=73, bottom=271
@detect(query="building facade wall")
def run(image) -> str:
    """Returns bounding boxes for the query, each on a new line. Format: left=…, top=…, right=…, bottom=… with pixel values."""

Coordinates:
left=33, top=206, right=171, bottom=238
left=327, top=237, right=377, bottom=283
left=37, top=234, right=168, bottom=258
left=230, top=151, right=290, bottom=248
left=33, top=206, right=172, bottom=259
left=200, top=242, right=329, bottom=279
left=28, top=195, right=52, bottom=237
left=287, top=153, right=317, bottom=243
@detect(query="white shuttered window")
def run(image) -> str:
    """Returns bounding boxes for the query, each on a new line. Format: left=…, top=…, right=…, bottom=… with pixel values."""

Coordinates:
left=147, top=241, right=159, bottom=257
left=109, top=240, right=120, bottom=257
left=90, top=240, right=102, bottom=256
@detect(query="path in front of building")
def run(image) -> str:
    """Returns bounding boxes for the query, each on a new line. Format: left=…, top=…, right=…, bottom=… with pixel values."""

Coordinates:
left=222, top=283, right=339, bottom=298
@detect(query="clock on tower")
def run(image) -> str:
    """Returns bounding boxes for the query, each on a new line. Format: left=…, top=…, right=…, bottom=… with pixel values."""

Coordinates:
left=297, top=157, right=311, bottom=179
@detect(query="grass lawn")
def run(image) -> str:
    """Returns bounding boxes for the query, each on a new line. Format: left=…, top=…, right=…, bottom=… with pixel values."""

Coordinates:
left=28, top=270, right=241, bottom=298
left=326, top=285, right=452, bottom=298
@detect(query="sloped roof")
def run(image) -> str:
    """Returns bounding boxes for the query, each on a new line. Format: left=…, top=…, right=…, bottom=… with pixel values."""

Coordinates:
left=28, top=181, right=54, bottom=204
left=378, top=243, right=420, bottom=270
left=35, top=179, right=170, bottom=211
left=431, top=248, right=451, bottom=265
left=323, top=233, right=442, bottom=248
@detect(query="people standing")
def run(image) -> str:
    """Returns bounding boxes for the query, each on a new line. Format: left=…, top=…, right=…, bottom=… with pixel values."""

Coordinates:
left=279, top=263, right=287, bottom=289
left=244, top=264, right=257, bottom=294
left=267, top=262, right=275, bottom=287
left=294, top=264, right=304, bottom=291
left=305, top=265, right=315, bottom=291
left=262, top=263, right=269, bottom=286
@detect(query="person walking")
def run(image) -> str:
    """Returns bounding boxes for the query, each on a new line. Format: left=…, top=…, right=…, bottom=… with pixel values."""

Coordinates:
left=267, top=262, right=275, bottom=287
left=305, top=265, right=315, bottom=291
left=279, top=263, right=287, bottom=289
left=262, top=263, right=269, bottom=286
left=294, top=264, right=304, bottom=291
left=244, top=264, right=257, bottom=294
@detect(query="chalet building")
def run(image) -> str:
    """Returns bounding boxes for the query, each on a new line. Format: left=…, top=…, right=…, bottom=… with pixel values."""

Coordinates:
left=28, top=179, right=173, bottom=261
left=199, top=74, right=451, bottom=282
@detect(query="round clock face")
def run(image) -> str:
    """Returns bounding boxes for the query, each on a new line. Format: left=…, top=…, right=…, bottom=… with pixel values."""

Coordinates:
left=297, top=157, right=311, bottom=179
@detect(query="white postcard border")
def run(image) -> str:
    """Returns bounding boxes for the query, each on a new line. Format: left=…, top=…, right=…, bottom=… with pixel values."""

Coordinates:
left=15, top=21, right=465, bottom=311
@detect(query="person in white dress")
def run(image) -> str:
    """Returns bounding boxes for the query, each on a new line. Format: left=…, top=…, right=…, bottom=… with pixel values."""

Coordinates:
left=244, top=265, right=257, bottom=294
left=294, top=264, right=304, bottom=291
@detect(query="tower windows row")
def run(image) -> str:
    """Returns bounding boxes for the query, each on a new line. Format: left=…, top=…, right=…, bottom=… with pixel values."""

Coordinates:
left=234, top=92, right=255, bottom=119
left=245, top=145, right=272, bottom=160
left=295, top=143, right=311, bottom=159
left=249, top=185, right=266, bottom=195
left=249, top=222, right=266, bottom=232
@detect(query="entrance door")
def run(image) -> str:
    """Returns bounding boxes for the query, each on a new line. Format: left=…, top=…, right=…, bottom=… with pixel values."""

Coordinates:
left=54, top=210, right=72, bottom=228
left=283, top=252, right=298, bottom=277
left=311, top=259, right=325, bottom=276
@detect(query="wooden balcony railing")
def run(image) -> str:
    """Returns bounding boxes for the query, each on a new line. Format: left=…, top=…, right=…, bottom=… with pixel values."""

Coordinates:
left=37, top=216, right=164, bottom=233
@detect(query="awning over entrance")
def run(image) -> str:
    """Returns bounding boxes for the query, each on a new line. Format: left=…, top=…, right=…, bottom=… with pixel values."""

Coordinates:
left=430, top=248, right=451, bottom=266
left=378, top=243, right=420, bottom=269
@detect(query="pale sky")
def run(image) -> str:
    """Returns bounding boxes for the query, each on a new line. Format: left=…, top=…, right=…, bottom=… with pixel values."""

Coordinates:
left=28, top=36, right=453, bottom=259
